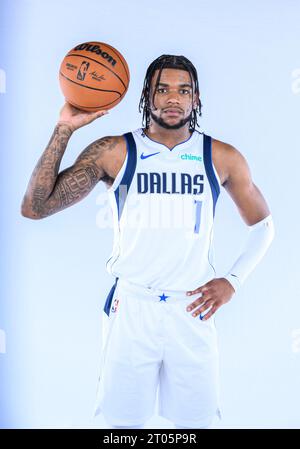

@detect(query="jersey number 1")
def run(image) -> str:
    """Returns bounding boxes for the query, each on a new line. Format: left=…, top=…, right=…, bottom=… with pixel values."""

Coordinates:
left=194, top=200, right=202, bottom=234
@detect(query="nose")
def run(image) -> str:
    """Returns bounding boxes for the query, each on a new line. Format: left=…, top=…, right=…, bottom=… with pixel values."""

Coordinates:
left=166, top=90, right=181, bottom=104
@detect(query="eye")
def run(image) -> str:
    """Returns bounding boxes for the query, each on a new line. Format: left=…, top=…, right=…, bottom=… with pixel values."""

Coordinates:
left=180, top=89, right=191, bottom=94
left=156, top=87, right=167, bottom=93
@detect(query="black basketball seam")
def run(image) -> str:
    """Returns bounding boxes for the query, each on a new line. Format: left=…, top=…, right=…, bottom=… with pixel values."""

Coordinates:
left=59, top=71, right=123, bottom=95
left=65, top=53, right=127, bottom=90
left=87, top=42, right=130, bottom=82
left=68, top=89, right=127, bottom=109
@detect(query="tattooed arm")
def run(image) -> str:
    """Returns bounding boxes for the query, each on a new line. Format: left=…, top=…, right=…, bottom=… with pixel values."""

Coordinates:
left=21, top=102, right=122, bottom=219
left=21, top=125, right=119, bottom=219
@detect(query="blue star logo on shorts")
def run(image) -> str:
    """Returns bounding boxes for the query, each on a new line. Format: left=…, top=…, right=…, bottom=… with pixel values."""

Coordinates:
left=158, top=293, right=169, bottom=302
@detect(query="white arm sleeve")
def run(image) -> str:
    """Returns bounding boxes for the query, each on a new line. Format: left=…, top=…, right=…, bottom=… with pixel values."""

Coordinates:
left=224, top=214, right=275, bottom=293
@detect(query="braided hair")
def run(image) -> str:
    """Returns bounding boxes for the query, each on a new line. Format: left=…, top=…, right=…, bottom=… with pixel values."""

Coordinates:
left=138, top=54, right=202, bottom=132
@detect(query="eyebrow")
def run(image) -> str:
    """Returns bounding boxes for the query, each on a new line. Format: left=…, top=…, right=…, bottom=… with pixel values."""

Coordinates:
left=156, top=82, right=192, bottom=88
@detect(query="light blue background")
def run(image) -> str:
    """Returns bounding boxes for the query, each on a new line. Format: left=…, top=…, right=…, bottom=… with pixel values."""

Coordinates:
left=1, top=0, right=299, bottom=429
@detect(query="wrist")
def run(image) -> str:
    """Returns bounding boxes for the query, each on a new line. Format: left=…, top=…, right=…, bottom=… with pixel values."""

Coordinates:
left=56, top=121, right=75, bottom=135
left=223, top=274, right=241, bottom=294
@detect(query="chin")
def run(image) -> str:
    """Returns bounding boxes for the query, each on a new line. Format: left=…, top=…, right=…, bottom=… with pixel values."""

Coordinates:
left=150, top=110, right=191, bottom=130
left=161, top=120, right=186, bottom=130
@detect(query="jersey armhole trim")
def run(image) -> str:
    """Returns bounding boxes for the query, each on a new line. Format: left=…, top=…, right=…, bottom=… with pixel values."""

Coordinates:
left=106, top=138, right=129, bottom=193
left=114, top=132, right=137, bottom=221
left=203, top=134, right=221, bottom=216
left=212, top=160, right=222, bottom=187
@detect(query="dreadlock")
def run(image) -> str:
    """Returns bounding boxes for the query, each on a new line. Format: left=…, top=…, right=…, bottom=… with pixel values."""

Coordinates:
left=138, top=54, right=202, bottom=132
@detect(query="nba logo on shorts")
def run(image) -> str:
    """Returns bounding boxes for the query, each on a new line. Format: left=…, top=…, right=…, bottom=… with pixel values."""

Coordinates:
left=111, top=298, right=119, bottom=313
left=77, top=61, right=90, bottom=80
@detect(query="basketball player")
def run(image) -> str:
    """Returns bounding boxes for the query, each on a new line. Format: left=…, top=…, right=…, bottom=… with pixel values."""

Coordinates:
left=21, top=55, right=275, bottom=429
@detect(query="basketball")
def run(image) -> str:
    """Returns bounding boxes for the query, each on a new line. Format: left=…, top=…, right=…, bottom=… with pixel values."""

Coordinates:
left=59, top=41, right=130, bottom=112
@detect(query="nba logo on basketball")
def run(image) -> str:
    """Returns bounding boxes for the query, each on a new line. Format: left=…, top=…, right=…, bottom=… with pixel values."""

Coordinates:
left=77, top=61, right=90, bottom=81
left=111, top=298, right=119, bottom=313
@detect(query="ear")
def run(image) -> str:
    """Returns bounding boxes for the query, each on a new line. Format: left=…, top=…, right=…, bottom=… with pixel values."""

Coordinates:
left=193, top=91, right=200, bottom=109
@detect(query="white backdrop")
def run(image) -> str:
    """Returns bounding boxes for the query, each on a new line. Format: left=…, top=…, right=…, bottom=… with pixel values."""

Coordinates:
left=1, top=0, right=300, bottom=428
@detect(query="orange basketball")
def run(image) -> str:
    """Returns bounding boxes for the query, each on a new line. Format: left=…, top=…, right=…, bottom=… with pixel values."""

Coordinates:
left=59, top=41, right=130, bottom=111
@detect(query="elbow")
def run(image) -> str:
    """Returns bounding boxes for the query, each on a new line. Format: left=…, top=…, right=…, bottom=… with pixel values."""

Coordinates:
left=21, top=201, right=43, bottom=220
left=21, top=208, right=42, bottom=220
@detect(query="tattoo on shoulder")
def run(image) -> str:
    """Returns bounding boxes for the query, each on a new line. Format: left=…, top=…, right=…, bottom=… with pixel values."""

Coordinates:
left=76, top=136, right=120, bottom=164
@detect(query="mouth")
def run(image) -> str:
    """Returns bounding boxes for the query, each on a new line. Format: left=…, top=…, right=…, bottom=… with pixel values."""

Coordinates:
left=164, top=109, right=182, bottom=116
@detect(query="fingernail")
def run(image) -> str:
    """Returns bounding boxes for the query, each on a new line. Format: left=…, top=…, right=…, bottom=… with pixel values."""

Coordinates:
left=187, top=307, right=191, bottom=311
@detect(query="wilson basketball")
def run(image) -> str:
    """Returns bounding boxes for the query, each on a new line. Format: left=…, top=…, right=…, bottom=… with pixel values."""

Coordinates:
left=59, top=41, right=130, bottom=111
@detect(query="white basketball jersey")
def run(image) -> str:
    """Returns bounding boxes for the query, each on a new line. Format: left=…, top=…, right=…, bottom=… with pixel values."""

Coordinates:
left=105, top=127, right=221, bottom=291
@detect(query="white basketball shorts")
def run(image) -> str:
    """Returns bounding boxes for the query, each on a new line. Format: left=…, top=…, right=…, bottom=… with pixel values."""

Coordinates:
left=93, top=277, right=223, bottom=428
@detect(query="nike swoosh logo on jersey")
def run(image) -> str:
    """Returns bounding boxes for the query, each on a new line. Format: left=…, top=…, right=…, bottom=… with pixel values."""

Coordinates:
left=140, top=151, right=160, bottom=159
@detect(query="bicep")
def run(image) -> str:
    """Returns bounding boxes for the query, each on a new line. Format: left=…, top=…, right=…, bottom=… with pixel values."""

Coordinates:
left=223, top=147, right=271, bottom=225
left=45, top=161, right=102, bottom=214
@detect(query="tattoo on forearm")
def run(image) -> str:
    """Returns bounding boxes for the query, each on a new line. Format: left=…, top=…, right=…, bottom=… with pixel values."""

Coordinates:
left=34, top=124, right=72, bottom=175
left=27, top=124, right=72, bottom=216
left=31, top=186, right=49, bottom=217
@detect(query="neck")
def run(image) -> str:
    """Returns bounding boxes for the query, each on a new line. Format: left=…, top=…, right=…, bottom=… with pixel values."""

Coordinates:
left=144, top=123, right=192, bottom=146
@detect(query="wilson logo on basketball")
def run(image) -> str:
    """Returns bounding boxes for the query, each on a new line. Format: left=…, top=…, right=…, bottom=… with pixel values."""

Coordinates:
left=73, top=43, right=117, bottom=67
